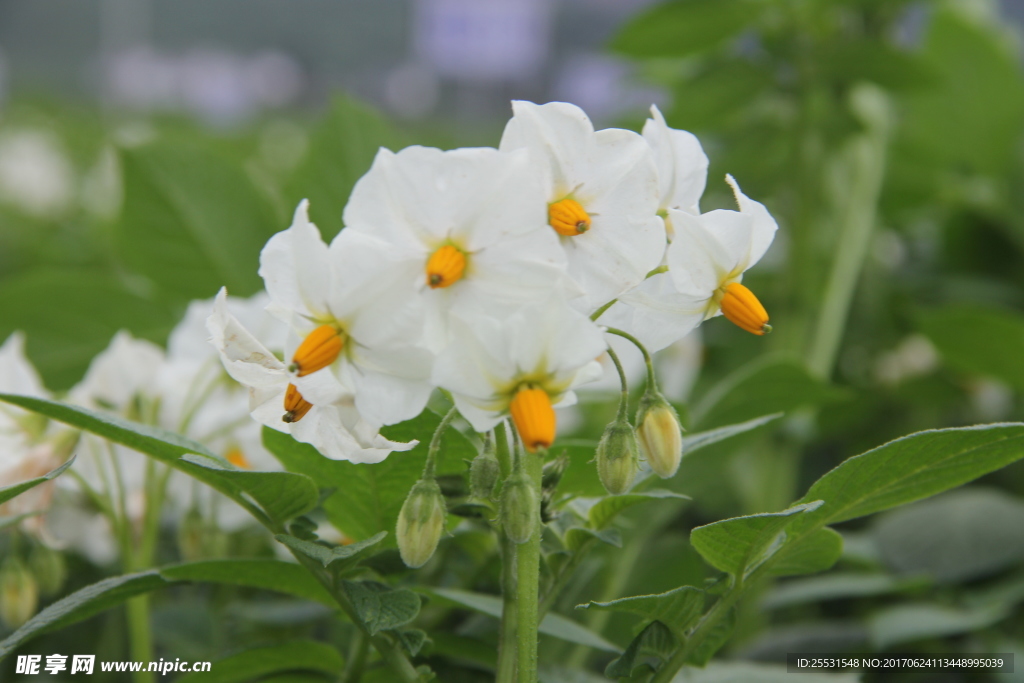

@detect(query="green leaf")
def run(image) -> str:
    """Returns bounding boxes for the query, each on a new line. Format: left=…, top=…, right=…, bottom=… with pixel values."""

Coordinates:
left=0, top=393, right=318, bottom=527
left=577, top=585, right=704, bottom=637
left=873, top=488, right=1024, bottom=583
left=605, top=620, right=676, bottom=679
left=692, top=357, right=847, bottom=429
left=686, top=607, right=735, bottom=667
left=762, top=573, right=920, bottom=611
left=174, top=641, right=343, bottom=683
left=264, top=411, right=475, bottom=544
left=611, top=0, right=761, bottom=59
left=768, top=528, right=843, bottom=577
left=677, top=661, right=861, bottom=682
left=867, top=602, right=1009, bottom=649
left=0, top=559, right=339, bottom=656
left=682, top=413, right=783, bottom=455
left=565, top=526, right=622, bottom=553
left=0, top=456, right=74, bottom=506
left=818, top=41, right=936, bottom=91
left=274, top=531, right=388, bottom=572
left=339, top=580, right=421, bottom=635
left=790, top=424, right=1024, bottom=534
left=918, top=305, right=1024, bottom=391
left=690, top=501, right=824, bottom=577
left=395, top=628, right=430, bottom=657
left=0, top=270, right=177, bottom=390
left=284, top=96, right=401, bottom=240
left=116, top=140, right=279, bottom=301
left=425, top=587, right=620, bottom=653
left=588, top=490, right=690, bottom=530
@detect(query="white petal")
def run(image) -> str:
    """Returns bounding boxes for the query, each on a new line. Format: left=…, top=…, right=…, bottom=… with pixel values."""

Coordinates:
left=206, top=289, right=288, bottom=389
left=643, top=104, right=708, bottom=213
left=70, top=331, right=165, bottom=409
left=259, top=200, right=333, bottom=323
left=665, top=210, right=736, bottom=297
left=0, top=332, right=47, bottom=399
left=726, top=174, right=778, bottom=267
left=600, top=273, right=708, bottom=353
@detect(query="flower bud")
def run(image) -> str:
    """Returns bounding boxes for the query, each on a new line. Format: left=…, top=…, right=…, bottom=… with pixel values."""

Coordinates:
left=635, top=392, right=684, bottom=479
left=596, top=420, right=639, bottom=495
left=29, top=543, right=66, bottom=597
left=500, top=467, right=539, bottom=544
left=470, top=441, right=500, bottom=500
left=396, top=479, right=447, bottom=568
left=0, top=557, right=38, bottom=629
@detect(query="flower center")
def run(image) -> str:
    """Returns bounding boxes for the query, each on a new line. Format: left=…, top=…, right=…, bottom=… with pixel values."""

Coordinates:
left=548, top=198, right=591, bottom=237
left=719, top=282, right=771, bottom=336
left=282, top=383, right=313, bottom=423
left=425, top=245, right=467, bottom=289
left=226, top=447, right=252, bottom=469
left=289, top=325, right=344, bottom=376
left=509, top=386, right=556, bottom=452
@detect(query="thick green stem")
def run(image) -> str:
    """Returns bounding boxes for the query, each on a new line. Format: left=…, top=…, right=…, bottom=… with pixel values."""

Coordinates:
left=494, top=421, right=513, bottom=480
left=126, top=595, right=154, bottom=683
left=496, top=535, right=519, bottom=683
left=808, top=85, right=890, bottom=380
left=515, top=450, right=544, bottom=683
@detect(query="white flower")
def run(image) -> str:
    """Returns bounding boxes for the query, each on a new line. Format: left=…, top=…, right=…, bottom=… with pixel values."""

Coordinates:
left=601, top=175, right=778, bottom=352
left=260, top=200, right=434, bottom=426
left=207, top=289, right=417, bottom=465
left=433, top=297, right=606, bottom=451
left=499, top=100, right=664, bottom=312
left=643, top=104, right=708, bottom=221
left=342, top=144, right=574, bottom=351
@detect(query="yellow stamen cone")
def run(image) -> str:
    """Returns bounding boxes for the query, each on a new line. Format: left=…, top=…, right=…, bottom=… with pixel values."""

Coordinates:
left=283, top=384, right=313, bottom=423
left=510, top=387, right=556, bottom=452
left=290, top=325, right=344, bottom=376
left=226, top=448, right=252, bottom=469
left=548, top=198, right=591, bottom=237
left=720, top=282, right=771, bottom=336
left=426, top=245, right=466, bottom=289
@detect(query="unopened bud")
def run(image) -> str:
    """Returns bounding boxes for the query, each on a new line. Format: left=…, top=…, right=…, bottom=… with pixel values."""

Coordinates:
left=0, top=557, right=38, bottom=629
left=596, top=420, right=639, bottom=495
left=636, top=392, right=684, bottom=479
left=29, top=544, right=66, bottom=597
left=470, top=440, right=500, bottom=499
left=396, top=479, right=447, bottom=568
left=500, top=468, right=539, bottom=544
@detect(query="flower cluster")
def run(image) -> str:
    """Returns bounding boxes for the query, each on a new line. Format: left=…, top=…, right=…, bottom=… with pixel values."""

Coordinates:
left=209, top=100, right=778, bottom=465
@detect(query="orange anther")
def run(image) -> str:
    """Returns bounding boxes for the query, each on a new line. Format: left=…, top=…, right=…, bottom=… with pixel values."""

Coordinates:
left=283, top=383, right=313, bottom=423
left=290, top=325, right=343, bottom=376
left=425, top=245, right=467, bottom=289
left=720, top=282, right=771, bottom=336
left=509, top=387, right=556, bottom=452
left=548, top=198, right=591, bottom=237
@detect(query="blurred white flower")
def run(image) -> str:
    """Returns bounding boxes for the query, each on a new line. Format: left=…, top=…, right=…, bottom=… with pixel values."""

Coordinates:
left=602, top=174, right=778, bottom=352
left=0, top=130, right=75, bottom=217
left=499, top=100, right=664, bottom=312
left=433, top=297, right=606, bottom=451
left=342, top=145, right=574, bottom=351
left=207, top=289, right=417, bottom=465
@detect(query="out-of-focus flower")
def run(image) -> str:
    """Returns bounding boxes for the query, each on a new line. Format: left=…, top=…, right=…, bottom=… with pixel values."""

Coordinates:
left=499, top=100, right=664, bottom=312
left=342, top=145, right=574, bottom=351
left=0, top=130, right=75, bottom=217
left=432, top=297, right=605, bottom=451
left=207, top=289, right=417, bottom=464
left=261, top=200, right=434, bottom=427
left=601, top=175, right=778, bottom=352
left=643, top=104, right=708, bottom=226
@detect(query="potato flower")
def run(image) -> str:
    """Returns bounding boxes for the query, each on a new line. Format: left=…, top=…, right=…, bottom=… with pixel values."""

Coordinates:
left=432, top=297, right=606, bottom=452
left=643, top=104, right=709, bottom=229
left=602, top=175, right=778, bottom=352
left=499, top=100, right=664, bottom=313
left=342, top=144, right=574, bottom=351
left=207, top=289, right=416, bottom=464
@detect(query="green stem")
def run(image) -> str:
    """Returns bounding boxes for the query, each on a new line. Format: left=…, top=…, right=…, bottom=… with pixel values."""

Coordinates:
left=515, top=449, right=544, bottom=683
left=496, top=535, right=519, bottom=683
left=807, top=84, right=890, bottom=380
left=423, top=407, right=459, bottom=479
left=604, top=327, right=656, bottom=389
left=340, top=629, right=369, bottom=683
left=126, top=595, right=154, bottom=683
left=494, top=422, right=513, bottom=480
left=605, top=346, right=629, bottom=421
left=649, top=585, right=743, bottom=683
left=590, top=299, right=616, bottom=322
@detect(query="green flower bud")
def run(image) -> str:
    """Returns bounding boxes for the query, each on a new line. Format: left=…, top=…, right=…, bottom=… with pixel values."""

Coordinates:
left=635, top=391, right=684, bottom=479
left=29, top=544, right=66, bottom=597
left=500, top=467, right=539, bottom=544
left=0, top=557, right=38, bottom=629
left=596, top=420, right=639, bottom=495
left=396, top=478, right=447, bottom=568
left=470, top=440, right=500, bottom=500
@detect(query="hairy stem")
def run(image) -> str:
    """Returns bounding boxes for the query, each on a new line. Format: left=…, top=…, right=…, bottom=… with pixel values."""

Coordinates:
left=515, top=450, right=544, bottom=683
left=496, top=534, right=519, bottom=683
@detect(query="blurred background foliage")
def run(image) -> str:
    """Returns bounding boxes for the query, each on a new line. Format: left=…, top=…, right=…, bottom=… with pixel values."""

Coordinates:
left=7, top=0, right=1024, bottom=680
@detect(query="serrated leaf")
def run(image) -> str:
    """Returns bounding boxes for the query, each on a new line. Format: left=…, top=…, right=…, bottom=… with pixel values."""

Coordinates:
left=0, top=393, right=318, bottom=527
left=0, top=456, right=74, bottom=506
left=339, top=580, right=421, bottom=635
left=604, top=620, right=676, bottom=679
left=173, top=641, right=343, bottom=683
left=690, top=501, right=824, bottom=577
left=264, top=411, right=475, bottom=544
left=589, top=489, right=690, bottom=530
left=611, top=0, right=760, bottom=59
left=577, top=586, right=704, bottom=637
left=769, top=528, right=843, bottom=577
left=274, top=531, right=388, bottom=572
left=425, top=587, right=620, bottom=652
